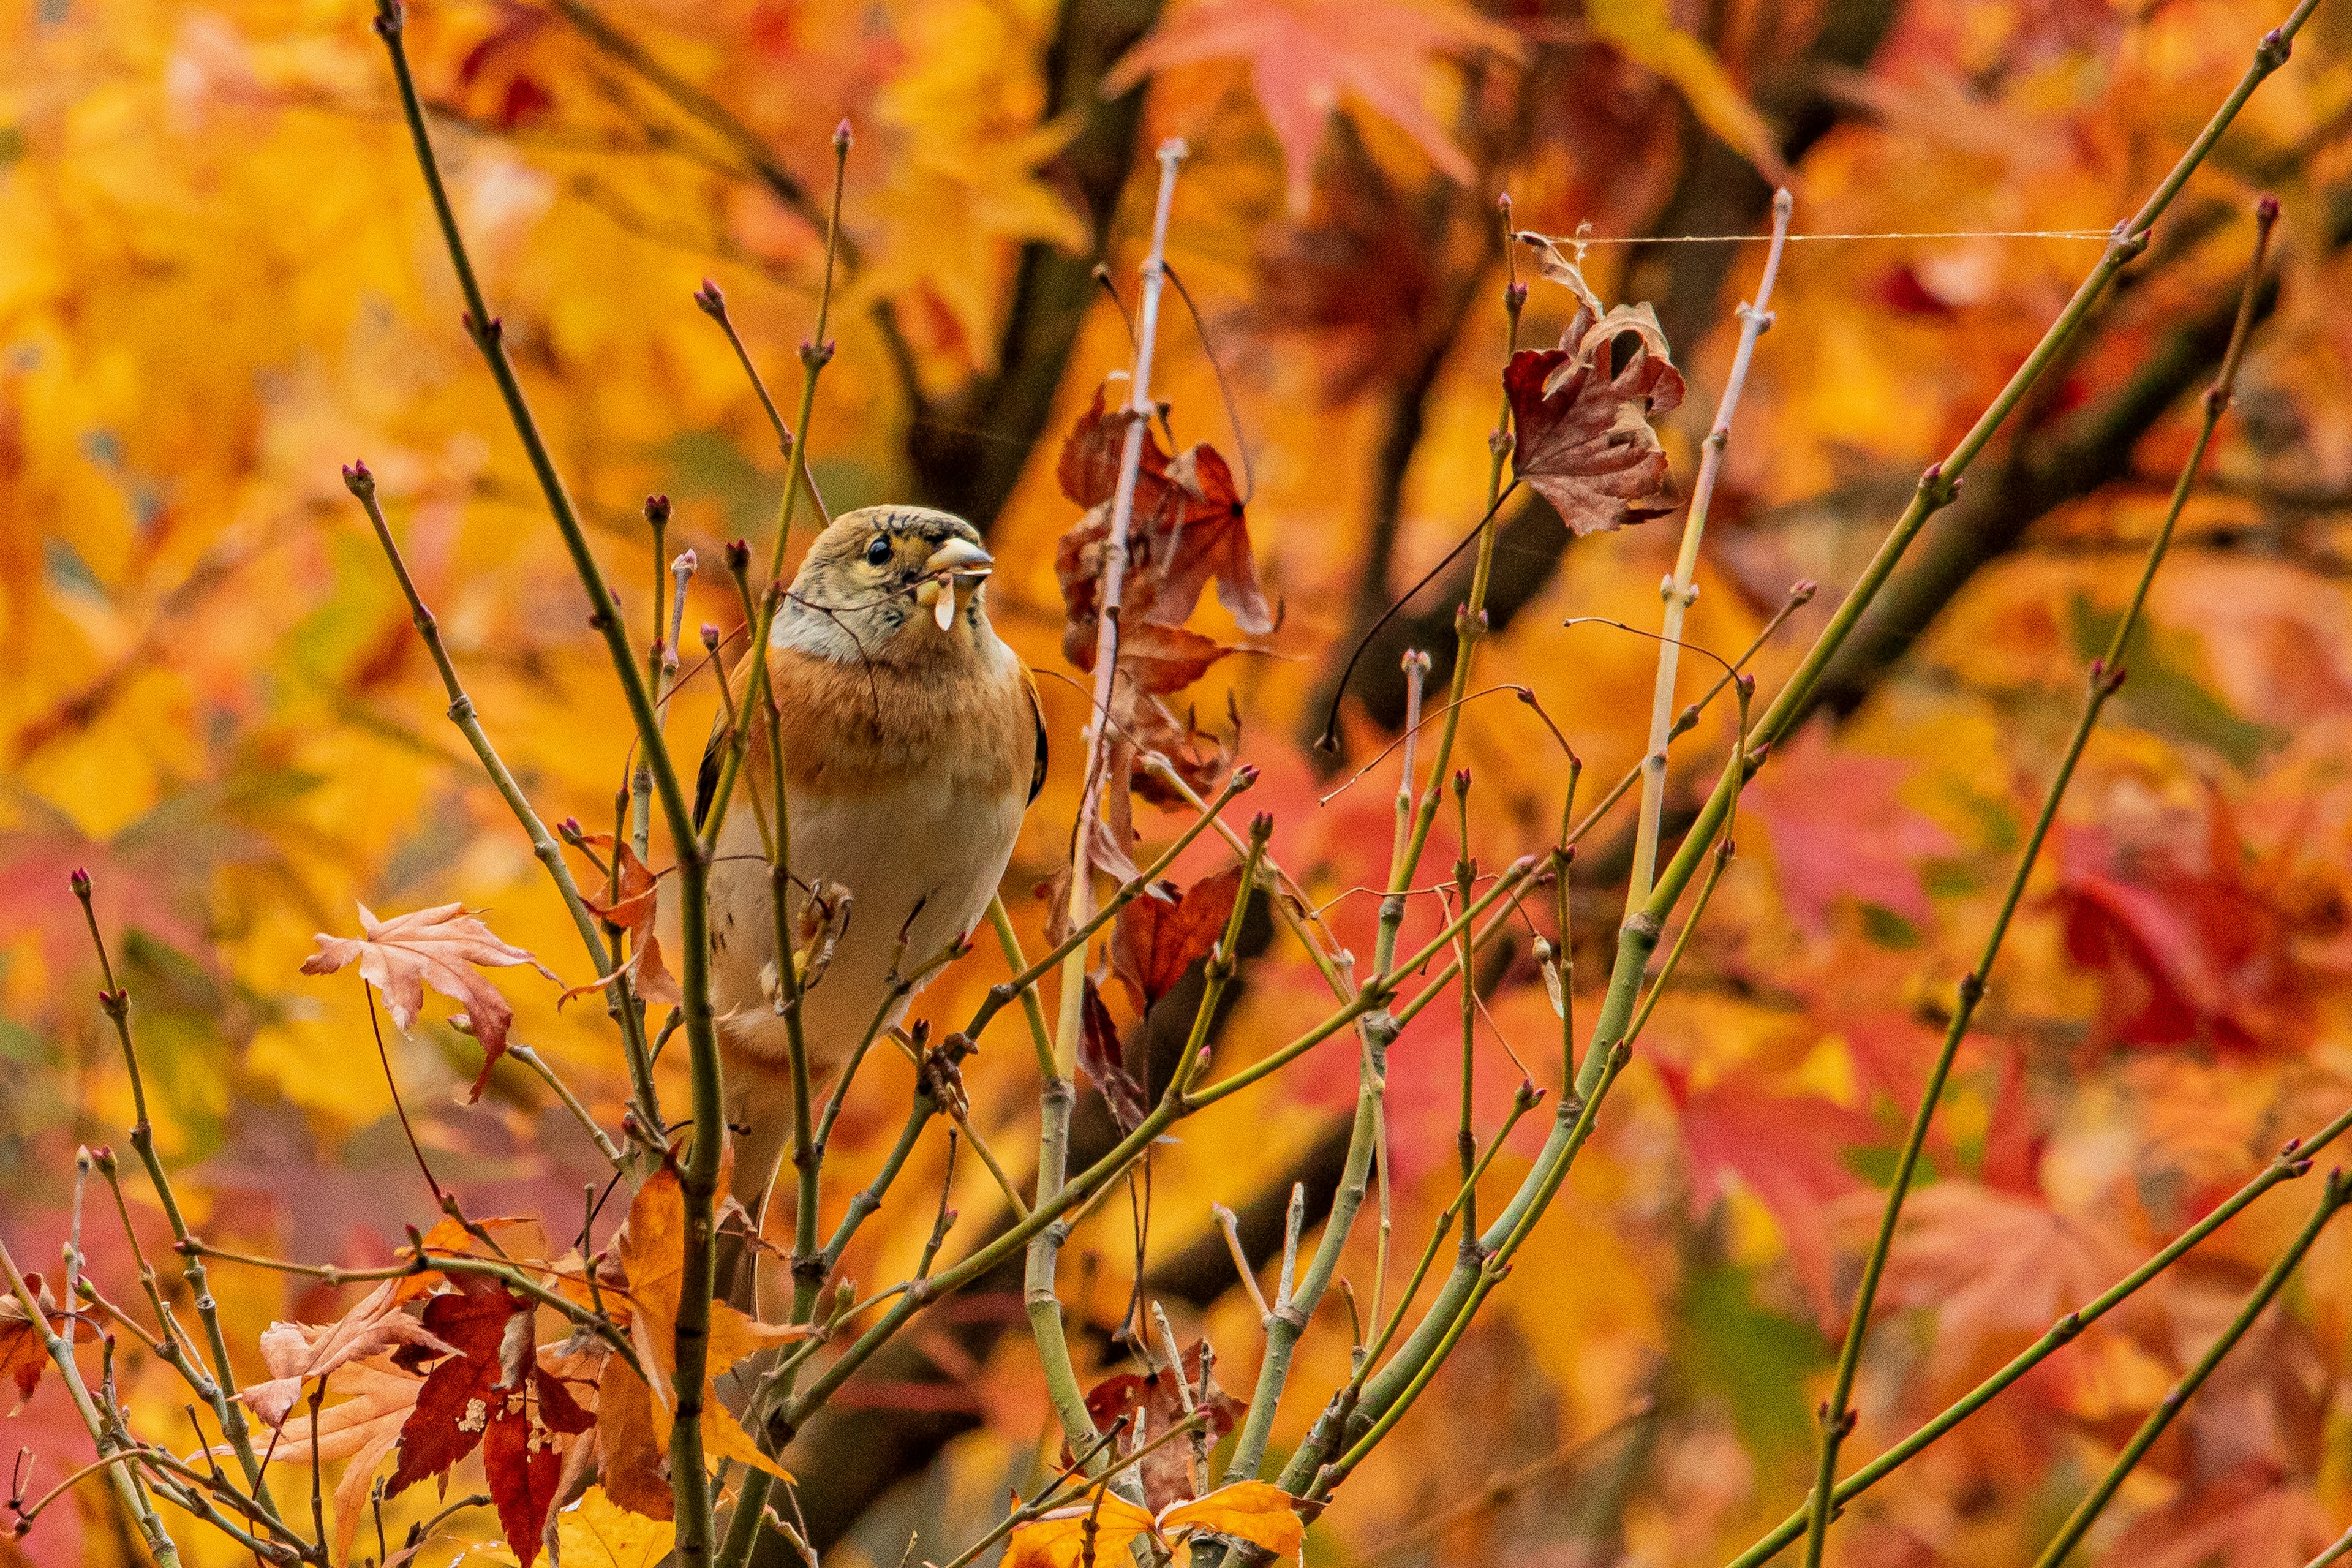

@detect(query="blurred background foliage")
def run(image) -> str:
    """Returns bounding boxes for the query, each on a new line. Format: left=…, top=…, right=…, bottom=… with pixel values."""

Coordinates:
left=6, top=0, right=2352, bottom=1563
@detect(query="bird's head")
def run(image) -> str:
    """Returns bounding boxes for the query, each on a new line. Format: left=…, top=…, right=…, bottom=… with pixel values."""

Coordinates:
left=775, top=505, right=998, bottom=663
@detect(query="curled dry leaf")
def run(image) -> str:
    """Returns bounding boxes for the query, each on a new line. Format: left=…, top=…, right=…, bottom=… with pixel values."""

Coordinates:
left=560, top=836, right=682, bottom=1009
left=1077, top=977, right=1150, bottom=1137
left=1109, top=865, right=1245, bottom=1014
left=300, top=901, right=560, bottom=1101
left=1503, top=244, right=1687, bottom=537
left=243, top=1354, right=425, bottom=1562
left=1055, top=386, right=1272, bottom=671
left=243, top=1280, right=456, bottom=1427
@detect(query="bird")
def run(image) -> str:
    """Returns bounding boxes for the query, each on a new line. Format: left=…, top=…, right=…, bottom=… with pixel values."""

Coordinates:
left=693, top=504, right=1044, bottom=1294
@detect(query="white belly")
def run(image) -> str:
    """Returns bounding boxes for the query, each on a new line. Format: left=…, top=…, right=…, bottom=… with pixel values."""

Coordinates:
left=705, top=767, right=1023, bottom=1074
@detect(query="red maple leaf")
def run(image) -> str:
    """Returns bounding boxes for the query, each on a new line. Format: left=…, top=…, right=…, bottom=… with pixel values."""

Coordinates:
left=385, top=1279, right=592, bottom=1568
left=1662, top=1063, right=1877, bottom=1324
left=2052, top=795, right=2307, bottom=1056
left=1504, top=304, right=1689, bottom=538
left=1102, top=0, right=1523, bottom=211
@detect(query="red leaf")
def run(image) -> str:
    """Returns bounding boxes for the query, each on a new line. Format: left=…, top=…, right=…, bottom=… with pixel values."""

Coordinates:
left=1664, top=1065, right=1876, bottom=1324
left=2052, top=796, right=2304, bottom=1055
left=385, top=1279, right=590, bottom=1568
left=1055, top=388, right=1271, bottom=670
left=1078, top=978, right=1150, bottom=1136
left=1745, top=725, right=1958, bottom=937
left=1109, top=865, right=1244, bottom=1013
left=1076, top=1341, right=1243, bottom=1510
left=1503, top=304, right=1687, bottom=537
left=1102, top=0, right=1521, bottom=211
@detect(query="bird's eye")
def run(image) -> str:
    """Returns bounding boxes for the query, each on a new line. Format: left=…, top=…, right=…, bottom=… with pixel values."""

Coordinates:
left=864, top=535, right=892, bottom=568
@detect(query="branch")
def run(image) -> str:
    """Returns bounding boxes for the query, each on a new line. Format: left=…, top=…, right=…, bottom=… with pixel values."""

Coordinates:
left=1801, top=194, right=2279, bottom=1568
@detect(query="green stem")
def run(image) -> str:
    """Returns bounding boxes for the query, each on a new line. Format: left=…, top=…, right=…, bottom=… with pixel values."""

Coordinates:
left=1724, top=1104, right=2352, bottom=1568
left=0, top=1234, right=186, bottom=1568
left=1800, top=195, right=2278, bottom=1568
left=70, top=876, right=273, bottom=1504
left=2029, top=1170, right=2350, bottom=1568
left=370, top=6, right=728, bottom=1553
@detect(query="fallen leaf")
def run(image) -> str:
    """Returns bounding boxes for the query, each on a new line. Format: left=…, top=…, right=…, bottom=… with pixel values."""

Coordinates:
left=300, top=902, right=560, bottom=1101
left=551, top=1486, right=675, bottom=1568
left=1103, top=0, right=1523, bottom=211
left=392, top=1215, right=557, bottom=1306
left=1504, top=287, right=1687, bottom=538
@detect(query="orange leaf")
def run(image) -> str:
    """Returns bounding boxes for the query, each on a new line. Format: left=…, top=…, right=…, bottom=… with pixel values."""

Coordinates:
left=1160, top=1481, right=1305, bottom=1557
left=1001, top=1491, right=1156, bottom=1568
left=300, top=902, right=560, bottom=1100
left=0, top=1273, right=91, bottom=1415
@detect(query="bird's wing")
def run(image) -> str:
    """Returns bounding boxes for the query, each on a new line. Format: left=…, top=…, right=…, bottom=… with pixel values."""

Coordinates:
left=694, top=721, right=723, bottom=833
left=1023, top=665, right=1048, bottom=805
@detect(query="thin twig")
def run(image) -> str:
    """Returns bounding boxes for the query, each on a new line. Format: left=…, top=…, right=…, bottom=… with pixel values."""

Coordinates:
left=1802, top=194, right=2280, bottom=1568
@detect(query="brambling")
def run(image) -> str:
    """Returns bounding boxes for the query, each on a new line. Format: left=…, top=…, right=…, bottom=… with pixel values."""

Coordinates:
left=695, top=505, right=1044, bottom=1237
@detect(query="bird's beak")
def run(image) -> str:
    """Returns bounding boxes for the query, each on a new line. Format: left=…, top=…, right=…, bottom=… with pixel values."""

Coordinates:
left=915, top=538, right=993, bottom=630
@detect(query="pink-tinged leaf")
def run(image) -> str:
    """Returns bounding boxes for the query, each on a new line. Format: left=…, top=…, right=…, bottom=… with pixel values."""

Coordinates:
left=1102, top=0, right=1522, bottom=212
left=1745, top=724, right=1958, bottom=936
left=1663, top=1064, right=1877, bottom=1323
left=301, top=902, right=560, bottom=1099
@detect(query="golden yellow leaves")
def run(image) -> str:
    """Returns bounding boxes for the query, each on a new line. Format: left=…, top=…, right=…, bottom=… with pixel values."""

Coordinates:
left=1001, top=1480, right=1303, bottom=1568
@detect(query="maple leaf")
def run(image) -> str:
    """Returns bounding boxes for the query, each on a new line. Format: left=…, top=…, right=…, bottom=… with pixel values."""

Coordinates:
left=385, top=1278, right=594, bottom=1568
left=1077, top=1340, right=1244, bottom=1510
left=1582, top=0, right=1790, bottom=185
left=243, top=1354, right=425, bottom=1562
left=0, top=1273, right=92, bottom=1415
left=1504, top=292, right=1688, bottom=538
left=1252, top=135, right=1437, bottom=400
left=1109, top=865, right=1245, bottom=1013
left=2092, top=1458, right=2342, bottom=1568
left=1003, top=1481, right=1303, bottom=1568
left=1103, top=0, right=1523, bottom=212
left=1055, top=388, right=1272, bottom=669
left=241, top=1280, right=456, bottom=1427
left=559, top=837, right=680, bottom=1009
left=1744, top=723, right=1959, bottom=937
left=392, top=1215, right=556, bottom=1306
left=300, top=902, right=560, bottom=1101
left=1846, top=1180, right=2153, bottom=1387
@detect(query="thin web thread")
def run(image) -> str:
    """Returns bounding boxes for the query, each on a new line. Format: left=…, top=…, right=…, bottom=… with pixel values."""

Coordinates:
left=1558, top=227, right=2119, bottom=245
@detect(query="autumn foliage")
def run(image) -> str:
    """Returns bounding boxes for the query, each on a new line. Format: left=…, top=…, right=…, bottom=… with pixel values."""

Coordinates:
left=7, top=1, right=2352, bottom=1567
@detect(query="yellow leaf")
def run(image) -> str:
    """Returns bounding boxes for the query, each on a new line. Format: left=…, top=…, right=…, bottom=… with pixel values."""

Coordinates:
left=554, top=1487, right=675, bottom=1568
left=1585, top=0, right=1789, bottom=186
left=1160, top=1482, right=1304, bottom=1559
left=1001, top=1492, right=1157, bottom=1568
